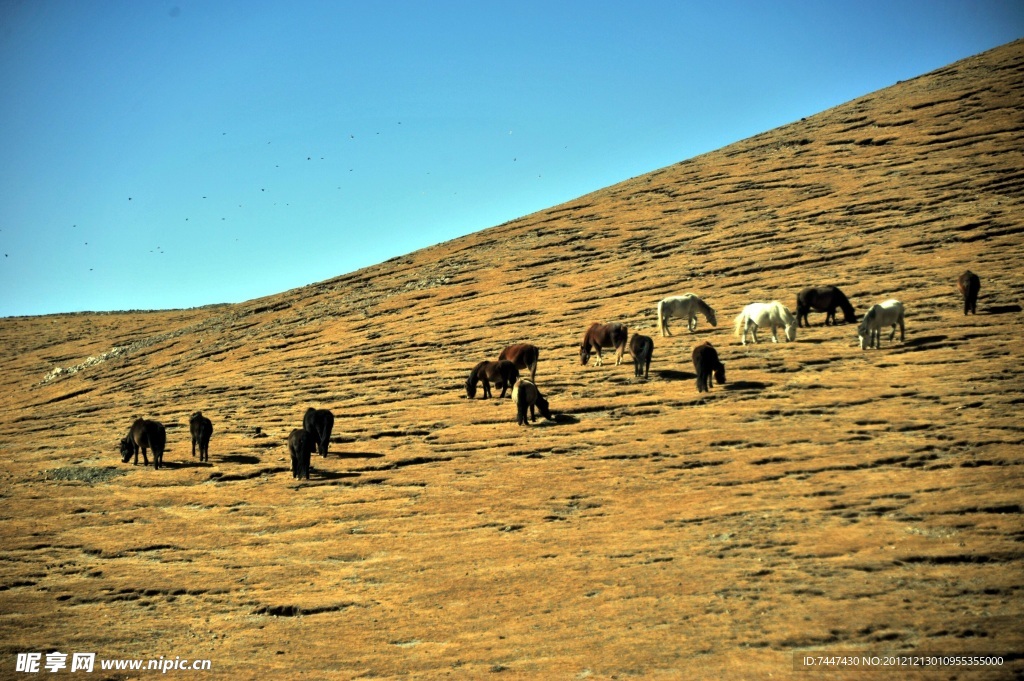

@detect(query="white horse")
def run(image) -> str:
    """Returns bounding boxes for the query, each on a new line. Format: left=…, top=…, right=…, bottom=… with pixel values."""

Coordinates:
left=733, top=301, right=798, bottom=345
left=657, top=293, right=717, bottom=336
left=858, top=299, right=905, bottom=349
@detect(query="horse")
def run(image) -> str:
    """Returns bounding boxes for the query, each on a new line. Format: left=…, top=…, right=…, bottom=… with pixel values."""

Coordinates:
left=733, top=302, right=798, bottom=345
left=858, top=299, right=905, bottom=349
left=657, top=293, right=717, bottom=336
left=189, top=411, right=213, bottom=462
left=629, top=333, right=654, bottom=378
left=303, top=408, right=335, bottom=458
left=958, top=270, right=980, bottom=315
left=119, top=419, right=166, bottom=469
left=498, top=343, right=540, bottom=382
left=511, top=379, right=554, bottom=426
left=465, top=360, right=519, bottom=399
left=579, top=322, right=628, bottom=366
left=288, top=429, right=316, bottom=480
left=692, top=342, right=726, bottom=393
left=796, top=285, right=856, bottom=327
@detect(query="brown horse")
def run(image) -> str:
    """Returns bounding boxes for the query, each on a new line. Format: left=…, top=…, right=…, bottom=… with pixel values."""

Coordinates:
left=796, top=285, right=856, bottom=327
left=629, top=333, right=654, bottom=378
left=692, top=342, right=726, bottom=393
left=120, top=419, right=167, bottom=469
left=958, top=270, right=980, bottom=315
left=465, top=360, right=519, bottom=399
left=579, top=323, right=628, bottom=366
left=498, top=343, right=540, bottom=382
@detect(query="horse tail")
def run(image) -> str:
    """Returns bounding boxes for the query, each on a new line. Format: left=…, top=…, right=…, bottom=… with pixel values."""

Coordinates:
left=733, top=312, right=746, bottom=338
left=657, top=300, right=666, bottom=335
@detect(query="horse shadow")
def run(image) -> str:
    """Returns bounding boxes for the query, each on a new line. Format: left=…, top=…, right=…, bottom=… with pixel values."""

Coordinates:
left=983, top=304, right=1022, bottom=315
left=656, top=369, right=697, bottom=381
left=902, top=334, right=948, bottom=348
left=306, top=469, right=361, bottom=481
left=540, top=413, right=579, bottom=426
left=723, top=380, right=769, bottom=392
left=219, top=454, right=261, bottom=465
left=331, top=451, right=386, bottom=459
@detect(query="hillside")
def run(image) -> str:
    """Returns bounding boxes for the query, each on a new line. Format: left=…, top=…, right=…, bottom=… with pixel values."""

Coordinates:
left=1, top=40, right=1022, bottom=680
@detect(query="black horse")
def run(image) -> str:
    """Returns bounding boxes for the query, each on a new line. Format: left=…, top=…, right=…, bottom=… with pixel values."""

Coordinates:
left=303, top=408, right=335, bottom=458
left=120, top=419, right=167, bottom=469
left=288, top=429, right=316, bottom=480
left=796, top=285, right=856, bottom=327
left=629, top=333, right=654, bottom=379
left=692, top=342, right=726, bottom=393
left=958, top=270, right=981, bottom=315
left=189, top=411, right=213, bottom=462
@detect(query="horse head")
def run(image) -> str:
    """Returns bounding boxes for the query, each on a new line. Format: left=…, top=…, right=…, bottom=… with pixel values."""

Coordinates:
left=705, top=307, right=718, bottom=327
left=714, top=363, right=726, bottom=385
left=579, top=344, right=591, bottom=366
left=465, top=374, right=478, bottom=399
left=119, top=436, right=134, bottom=463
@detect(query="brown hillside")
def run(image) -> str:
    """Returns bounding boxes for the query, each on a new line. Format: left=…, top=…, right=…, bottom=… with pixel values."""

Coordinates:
left=1, top=40, right=1022, bottom=680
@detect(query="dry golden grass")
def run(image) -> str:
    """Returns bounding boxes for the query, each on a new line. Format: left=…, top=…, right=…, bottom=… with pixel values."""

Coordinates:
left=1, top=41, right=1022, bottom=680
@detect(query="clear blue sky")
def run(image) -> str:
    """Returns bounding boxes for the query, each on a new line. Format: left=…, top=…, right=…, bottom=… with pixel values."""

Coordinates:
left=1, top=0, right=1021, bottom=317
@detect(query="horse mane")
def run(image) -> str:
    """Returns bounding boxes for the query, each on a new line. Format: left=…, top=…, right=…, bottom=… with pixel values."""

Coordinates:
left=773, top=301, right=796, bottom=326
left=834, top=288, right=856, bottom=318
left=695, top=297, right=716, bottom=325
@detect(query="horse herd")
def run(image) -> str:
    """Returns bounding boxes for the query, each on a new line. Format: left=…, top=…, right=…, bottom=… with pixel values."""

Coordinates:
left=117, top=271, right=981, bottom=473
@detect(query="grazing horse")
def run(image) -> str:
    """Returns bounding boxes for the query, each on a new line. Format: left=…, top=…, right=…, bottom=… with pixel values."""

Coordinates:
left=796, top=285, right=857, bottom=327
left=498, top=343, right=540, bottom=382
left=629, top=333, right=654, bottom=379
left=465, top=360, right=519, bottom=399
left=958, top=270, right=980, bottom=315
left=303, top=408, right=335, bottom=458
left=511, top=379, right=554, bottom=426
left=288, top=429, right=316, bottom=480
left=733, top=302, right=798, bottom=345
left=189, top=411, right=213, bottom=463
left=657, top=293, right=718, bottom=336
left=692, top=342, right=726, bottom=393
left=119, top=419, right=167, bottom=469
left=579, top=322, right=628, bottom=366
left=858, top=299, right=905, bottom=349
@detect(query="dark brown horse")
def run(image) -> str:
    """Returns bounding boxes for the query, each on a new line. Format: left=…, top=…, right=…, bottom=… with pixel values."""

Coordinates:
left=288, top=429, right=316, bottom=480
left=498, top=343, right=540, bottom=382
left=511, top=379, right=554, bottom=426
left=796, top=285, right=856, bottom=327
left=579, top=322, right=628, bottom=366
left=958, top=270, right=980, bottom=315
left=465, top=360, right=519, bottom=399
left=303, top=408, right=335, bottom=457
left=692, top=342, right=726, bottom=393
left=629, top=333, right=654, bottom=379
left=120, top=419, right=167, bottom=469
left=189, top=411, right=213, bottom=462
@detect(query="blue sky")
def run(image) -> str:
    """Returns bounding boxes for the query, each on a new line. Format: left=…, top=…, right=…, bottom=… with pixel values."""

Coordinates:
left=1, top=1, right=1021, bottom=317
